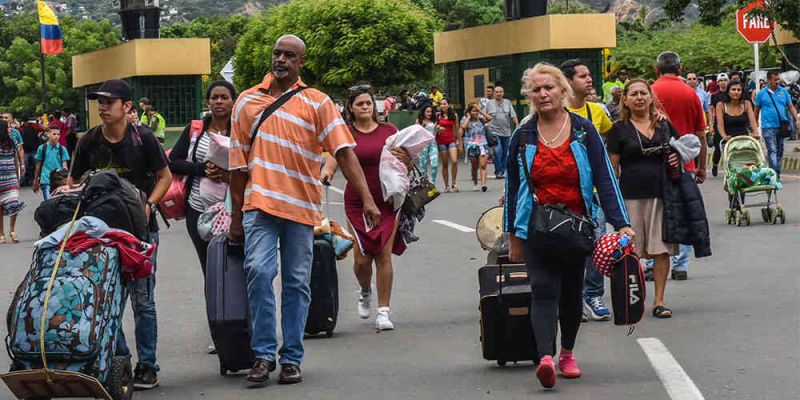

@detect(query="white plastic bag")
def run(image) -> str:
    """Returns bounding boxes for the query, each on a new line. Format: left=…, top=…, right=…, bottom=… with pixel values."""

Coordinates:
left=204, top=132, right=230, bottom=170
left=379, top=124, right=435, bottom=210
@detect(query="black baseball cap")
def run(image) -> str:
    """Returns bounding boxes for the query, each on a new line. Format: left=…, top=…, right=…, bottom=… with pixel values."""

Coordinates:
left=87, top=79, right=132, bottom=101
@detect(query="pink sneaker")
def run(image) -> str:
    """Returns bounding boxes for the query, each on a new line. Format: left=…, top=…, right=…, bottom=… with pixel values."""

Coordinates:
left=558, top=351, right=582, bottom=379
left=535, top=355, right=556, bottom=388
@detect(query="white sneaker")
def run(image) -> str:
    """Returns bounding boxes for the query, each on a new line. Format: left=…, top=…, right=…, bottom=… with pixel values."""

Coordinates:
left=375, top=307, right=394, bottom=331
left=473, top=184, right=480, bottom=192
left=357, top=289, right=372, bottom=319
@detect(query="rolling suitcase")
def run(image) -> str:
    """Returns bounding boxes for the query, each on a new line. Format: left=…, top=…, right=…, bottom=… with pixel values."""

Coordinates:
left=205, top=235, right=256, bottom=376
left=304, top=238, right=339, bottom=337
left=478, top=261, right=555, bottom=366
left=5, top=245, right=133, bottom=400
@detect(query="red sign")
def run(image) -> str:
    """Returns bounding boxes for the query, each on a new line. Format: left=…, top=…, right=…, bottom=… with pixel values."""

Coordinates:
left=736, top=1, right=774, bottom=43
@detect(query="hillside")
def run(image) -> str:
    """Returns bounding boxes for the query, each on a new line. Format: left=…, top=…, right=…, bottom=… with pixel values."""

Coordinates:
left=0, top=0, right=688, bottom=25
left=0, top=0, right=287, bottom=23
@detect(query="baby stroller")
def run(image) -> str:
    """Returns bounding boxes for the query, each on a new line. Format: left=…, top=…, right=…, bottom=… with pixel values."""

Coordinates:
left=722, top=136, right=785, bottom=226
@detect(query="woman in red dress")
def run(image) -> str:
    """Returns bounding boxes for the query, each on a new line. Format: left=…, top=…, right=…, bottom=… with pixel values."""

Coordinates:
left=321, top=85, right=411, bottom=331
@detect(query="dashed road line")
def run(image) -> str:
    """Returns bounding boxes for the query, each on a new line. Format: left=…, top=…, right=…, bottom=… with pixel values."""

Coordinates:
left=432, top=220, right=476, bottom=233
left=638, top=337, right=705, bottom=400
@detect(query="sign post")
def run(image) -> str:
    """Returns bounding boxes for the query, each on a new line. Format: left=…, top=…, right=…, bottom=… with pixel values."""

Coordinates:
left=736, top=0, right=773, bottom=93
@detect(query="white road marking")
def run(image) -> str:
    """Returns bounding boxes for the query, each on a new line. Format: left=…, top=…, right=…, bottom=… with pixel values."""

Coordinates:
left=327, top=186, right=345, bottom=195
left=432, top=220, right=476, bottom=233
left=638, top=338, right=705, bottom=400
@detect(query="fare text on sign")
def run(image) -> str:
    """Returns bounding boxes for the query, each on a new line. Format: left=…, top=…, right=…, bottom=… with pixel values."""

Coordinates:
left=736, top=0, right=773, bottom=44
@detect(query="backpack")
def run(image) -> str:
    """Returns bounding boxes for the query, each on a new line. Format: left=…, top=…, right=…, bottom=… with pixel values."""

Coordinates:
left=82, top=169, right=148, bottom=240
left=610, top=246, right=646, bottom=327
left=41, top=143, right=65, bottom=171
left=160, top=120, right=203, bottom=221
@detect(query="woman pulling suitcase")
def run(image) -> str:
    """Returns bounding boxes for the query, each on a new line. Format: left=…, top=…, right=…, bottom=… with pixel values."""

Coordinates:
left=321, top=84, right=412, bottom=331
left=503, top=63, right=634, bottom=389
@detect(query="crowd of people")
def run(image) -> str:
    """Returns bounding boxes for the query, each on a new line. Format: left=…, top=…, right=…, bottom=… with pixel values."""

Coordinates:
left=1, top=29, right=798, bottom=394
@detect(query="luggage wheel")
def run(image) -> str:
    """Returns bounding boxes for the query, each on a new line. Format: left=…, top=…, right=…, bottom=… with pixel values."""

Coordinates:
left=496, top=360, right=506, bottom=367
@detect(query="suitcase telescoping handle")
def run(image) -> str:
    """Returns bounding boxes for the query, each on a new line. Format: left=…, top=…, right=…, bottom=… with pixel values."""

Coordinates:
left=322, top=179, right=331, bottom=218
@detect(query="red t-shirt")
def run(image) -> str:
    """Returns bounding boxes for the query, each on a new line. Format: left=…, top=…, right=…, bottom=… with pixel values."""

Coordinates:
left=651, top=75, right=707, bottom=171
left=437, top=117, right=456, bottom=145
left=532, top=140, right=584, bottom=216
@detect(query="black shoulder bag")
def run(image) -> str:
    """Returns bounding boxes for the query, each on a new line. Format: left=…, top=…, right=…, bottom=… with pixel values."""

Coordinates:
left=519, top=131, right=595, bottom=259
left=249, top=87, right=308, bottom=143
left=765, top=90, right=793, bottom=139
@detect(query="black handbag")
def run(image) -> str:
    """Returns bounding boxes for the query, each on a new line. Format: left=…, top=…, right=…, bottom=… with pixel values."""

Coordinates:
left=486, top=130, right=498, bottom=147
left=519, top=132, right=595, bottom=258
left=766, top=90, right=793, bottom=139
left=402, top=164, right=440, bottom=215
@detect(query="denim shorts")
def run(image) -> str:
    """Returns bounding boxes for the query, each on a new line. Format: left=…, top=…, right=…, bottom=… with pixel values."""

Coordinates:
left=438, top=143, right=456, bottom=152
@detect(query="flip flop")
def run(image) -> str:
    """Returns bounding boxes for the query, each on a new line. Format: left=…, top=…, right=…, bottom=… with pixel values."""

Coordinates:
left=10, top=232, right=19, bottom=243
left=652, top=305, right=672, bottom=319
left=0, top=235, right=5, bottom=244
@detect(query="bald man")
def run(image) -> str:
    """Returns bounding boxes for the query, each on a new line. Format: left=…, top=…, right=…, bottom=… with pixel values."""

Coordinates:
left=229, top=35, right=378, bottom=386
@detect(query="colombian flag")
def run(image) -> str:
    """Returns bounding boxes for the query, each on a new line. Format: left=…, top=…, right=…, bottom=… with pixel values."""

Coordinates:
left=37, top=1, right=63, bottom=55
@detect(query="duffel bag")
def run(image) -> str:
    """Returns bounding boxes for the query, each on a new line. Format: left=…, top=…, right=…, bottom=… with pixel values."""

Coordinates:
left=33, top=193, right=82, bottom=237
left=610, top=246, right=646, bottom=326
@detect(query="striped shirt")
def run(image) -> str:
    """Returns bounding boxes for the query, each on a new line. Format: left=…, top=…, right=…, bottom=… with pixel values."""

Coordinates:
left=229, top=74, right=355, bottom=226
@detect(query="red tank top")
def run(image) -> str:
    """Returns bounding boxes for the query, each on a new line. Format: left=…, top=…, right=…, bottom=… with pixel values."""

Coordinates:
left=531, top=140, right=585, bottom=216
left=437, top=117, right=455, bottom=145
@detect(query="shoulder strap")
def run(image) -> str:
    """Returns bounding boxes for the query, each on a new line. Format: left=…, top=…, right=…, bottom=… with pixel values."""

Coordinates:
left=585, top=103, right=593, bottom=123
left=249, top=87, right=309, bottom=143
left=765, top=90, right=788, bottom=122
left=189, top=119, right=204, bottom=163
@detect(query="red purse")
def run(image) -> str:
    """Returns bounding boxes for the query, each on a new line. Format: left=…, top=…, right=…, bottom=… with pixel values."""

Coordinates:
left=159, top=120, right=203, bottom=220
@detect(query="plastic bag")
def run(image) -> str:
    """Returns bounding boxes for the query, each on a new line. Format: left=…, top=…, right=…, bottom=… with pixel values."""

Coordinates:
left=379, top=124, right=435, bottom=210
left=204, top=132, right=230, bottom=170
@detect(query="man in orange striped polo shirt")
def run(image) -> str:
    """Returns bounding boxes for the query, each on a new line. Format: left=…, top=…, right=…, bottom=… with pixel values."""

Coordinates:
left=229, top=35, right=379, bottom=386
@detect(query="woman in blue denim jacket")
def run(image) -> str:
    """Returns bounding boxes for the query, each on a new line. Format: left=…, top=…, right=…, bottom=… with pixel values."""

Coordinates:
left=502, top=63, right=634, bottom=389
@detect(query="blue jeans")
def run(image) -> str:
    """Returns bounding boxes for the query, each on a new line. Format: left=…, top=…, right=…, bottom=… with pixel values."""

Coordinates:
left=41, top=184, right=51, bottom=200
left=116, top=231, right=159, bottom=370
left=584, top=206, right=607, bottom=298
left=762, top=128, right=784, bottom=176
left=494, top=135, right=511, bottom=176
left=642, top=244, right=691, bottom=272
left=243, top=210, right=314, bottom=366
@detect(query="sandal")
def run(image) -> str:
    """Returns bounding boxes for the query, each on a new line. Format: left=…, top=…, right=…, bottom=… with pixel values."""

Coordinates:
left=0, top=235, right=5, bottom=244
left=10, top=232, right=19, bottom=243
left=652, top=305, right=672, bottom=319
left=444, top=187, right=451, bottom=193
left=451, top=185, right=459, bottom=193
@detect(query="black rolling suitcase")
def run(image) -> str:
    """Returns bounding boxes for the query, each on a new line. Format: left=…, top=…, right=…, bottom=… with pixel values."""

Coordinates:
left=304, top=238, right=339, bottom=337
left=479, top=260, right=554, bottom=366
left=205, top=235, right=256, bottom=375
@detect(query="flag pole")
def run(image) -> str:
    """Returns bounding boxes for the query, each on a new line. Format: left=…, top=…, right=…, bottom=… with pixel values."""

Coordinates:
left=40, top=51, right=47, bottom=117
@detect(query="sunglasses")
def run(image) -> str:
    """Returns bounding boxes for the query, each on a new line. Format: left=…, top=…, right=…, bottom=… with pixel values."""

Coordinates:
left=348, top=84, right=372, bottom=93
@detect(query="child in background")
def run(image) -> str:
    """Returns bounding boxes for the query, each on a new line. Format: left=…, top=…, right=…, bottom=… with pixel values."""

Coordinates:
left=33, top=124, right=69, bottom=200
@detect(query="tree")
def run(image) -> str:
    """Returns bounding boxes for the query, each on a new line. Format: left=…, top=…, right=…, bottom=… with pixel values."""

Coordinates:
left=234, top=0, right=441, bottom=95
left=614, top=12, right=781, bottom=79
left=415, top=0, right=504, bottom=31
left=547, top=1, right=597, bottom=15
left=0, top=12, right=119, bottom=115
left=162, top=15, right=251, bottom=81
left=663, top=0, right=691, bottom=22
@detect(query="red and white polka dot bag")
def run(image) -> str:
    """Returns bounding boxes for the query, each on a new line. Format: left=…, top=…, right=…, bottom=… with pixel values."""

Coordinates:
left=592, top=233, right=635, bottom=277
